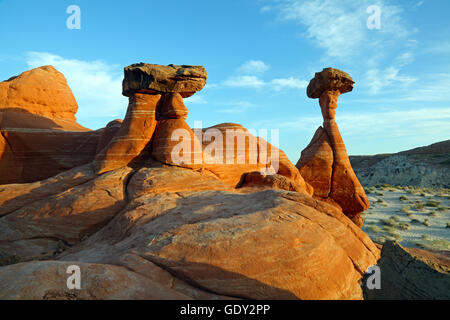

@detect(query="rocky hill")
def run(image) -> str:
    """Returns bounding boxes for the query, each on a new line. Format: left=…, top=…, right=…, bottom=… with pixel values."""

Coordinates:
left=350, top=140, right=450, bottom=188
left=0, top=65, right=448, bottom=300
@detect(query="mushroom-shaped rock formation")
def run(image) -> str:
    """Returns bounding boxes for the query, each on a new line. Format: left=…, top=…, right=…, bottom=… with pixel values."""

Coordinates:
left=122, top=63, right=207, bottom=98
left=0, top=64, right=384, bottom=300
left=94, top=63, right=312, bottom=195
left=297, top=68, right=369, bottom=226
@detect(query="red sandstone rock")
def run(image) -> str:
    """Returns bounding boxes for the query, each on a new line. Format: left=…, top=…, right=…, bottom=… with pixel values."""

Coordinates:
left=95, top=119, right=123, bottom=154
left=94, top=93, right=159, bottom=174
left=0, top=66, right=80, bottom=122
left=55, top=179, right=379, bottom=300
left=158, top=93, right=189, bottom=120
left=296, top=127, right=333, bottom=198
left=151, top=118, right=203, bottom=168
left=0, top=66, right=98, bottom=184
left=297, top=68, right=369, bottom=222
left=0, top=64, right=381, bottom=300
left=0, top=261, right=190, bottom=300
left=240, top=171, right=309, bottom=194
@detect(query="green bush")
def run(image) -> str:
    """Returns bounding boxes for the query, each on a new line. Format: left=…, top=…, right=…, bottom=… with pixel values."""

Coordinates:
left=425, top=200, right=441, bottom=207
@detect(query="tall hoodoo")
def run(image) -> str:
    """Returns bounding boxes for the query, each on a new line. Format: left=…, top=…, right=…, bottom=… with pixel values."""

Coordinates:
left=297, top=68, right=369, bottom=226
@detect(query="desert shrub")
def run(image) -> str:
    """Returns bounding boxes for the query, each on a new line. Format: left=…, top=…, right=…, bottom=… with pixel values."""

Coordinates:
left=413, top=203, right=425, bottom=210
left=419, top=192, right=426, bottom=197
left=390, top=215, right=400, bottom=222
left=382, top=184, right=391, bottom=188
left=375, top=236, right=386, bottom=244
left=381, top=218, right=398, bottom=227
left=428, top=212, right=437, bottom=217
left=400, top=205, right=411, bottom=214
left=375, top=184, right=381, bottom=189
left=411, top=218, right=422, bottom=224
left=398, top=223, right=410, bottom=230
left=423, top=219, right=430, bottom=227
left=446, top=223, right=450, bottom=229
left=437, top=207, right=446, bottom=212
left=368, top=225, right=380, bottom=233
left=399, top=195, right=409, bottom=201
left=425, top=200, right=441, bottom=207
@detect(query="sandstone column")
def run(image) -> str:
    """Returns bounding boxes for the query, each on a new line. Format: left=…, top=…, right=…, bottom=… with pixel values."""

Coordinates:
left=93, top=93, right=160, bottom=174
left=296, top=68, right=369, bottom=226
left=94, top=63, right=207, bottom=173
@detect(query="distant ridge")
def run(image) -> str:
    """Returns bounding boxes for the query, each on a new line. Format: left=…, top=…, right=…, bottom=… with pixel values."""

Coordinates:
left=350, top=140, right=450, bottom=188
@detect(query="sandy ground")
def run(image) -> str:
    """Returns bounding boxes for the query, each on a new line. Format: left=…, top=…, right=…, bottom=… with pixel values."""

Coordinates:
left=361, top=185, right=450, bottom=251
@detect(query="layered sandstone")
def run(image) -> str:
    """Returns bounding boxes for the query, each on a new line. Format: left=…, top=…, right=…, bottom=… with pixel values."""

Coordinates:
left=297, top=68, right=369, bottom=225
left=94, top=94, right=159, bottom=174
left=0, top=63, right=382, bottom=300
left=0, top=66, right=102, bottom=184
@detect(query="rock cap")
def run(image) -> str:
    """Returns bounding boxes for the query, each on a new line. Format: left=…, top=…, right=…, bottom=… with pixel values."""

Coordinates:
left=307, top=68, right=354, bottom=99
left=122, top=63, right=207, bottom=98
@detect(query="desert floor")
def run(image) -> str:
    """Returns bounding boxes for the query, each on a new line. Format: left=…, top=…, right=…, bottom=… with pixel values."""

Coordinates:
left=361, top=185, right=450, bottom=251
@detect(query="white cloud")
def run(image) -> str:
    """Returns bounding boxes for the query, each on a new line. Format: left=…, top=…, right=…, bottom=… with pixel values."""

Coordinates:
left=237, top=60, right=270, bottom=74
left=256, top=107, right=450, bottom=140
left=223, top=75, right=266, bottom=88
left=218, top=101, right=256, bottom=114
left=395, top=52, right=414, bottom=67
left=365, top=66, right=417, bottom=95
left=223, top=74, right=307, bottom=91
left=269, top=0, right=410, bottom=61
left=270, top=77, right=308, bottom=91
left=25, top=52, right=126, bottom=120
left=184, top=94, right=208, bottom=105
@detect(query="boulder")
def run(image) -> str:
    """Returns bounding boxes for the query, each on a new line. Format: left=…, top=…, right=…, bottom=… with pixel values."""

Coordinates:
left=0, top=66, right=100, bottom=184
left=0, top=167, right=133, bottom=262
left=362, top=241, right=450, bottom=300
left=56, top=178, right=379, bottom=300
left=0, top=66, right=79, bottom=121
left=0, top=261, right=190, bottom=300
left=307, top=67, right=354, bottom=99
left=122, top=63, right=207, bottom=98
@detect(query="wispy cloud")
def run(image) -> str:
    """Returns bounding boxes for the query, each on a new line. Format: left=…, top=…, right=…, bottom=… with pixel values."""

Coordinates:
left=255, top=107, right=450, bottom=139
left=270, top=77, right=308, bottom=91
left=184, top=94, right=208, bottom=105
left=237, top=60, right=270, bottom=74
left=218, top=100, right=257, bottom=114
left=365, top=66, right=417, bottom=95
left=26, top=52, right=126, bottom=120
left=267, top=0, right=410, bottom=61
left=223, top=75, right=266, bottom=88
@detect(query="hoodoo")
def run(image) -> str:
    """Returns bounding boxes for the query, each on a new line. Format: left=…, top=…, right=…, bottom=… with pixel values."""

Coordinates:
left=296, top=68, right=369, bottom=226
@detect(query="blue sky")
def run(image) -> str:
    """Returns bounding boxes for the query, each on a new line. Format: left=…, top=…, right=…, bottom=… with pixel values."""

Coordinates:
left=1, top=0, right=449, bottom=162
